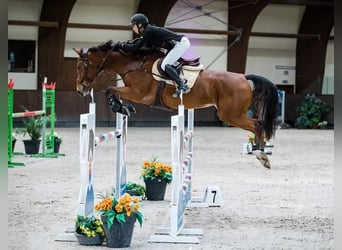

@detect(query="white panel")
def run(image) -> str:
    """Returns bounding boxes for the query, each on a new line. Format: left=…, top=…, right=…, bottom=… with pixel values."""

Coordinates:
left=186, top=38, right=227, bottom=71
left=322, top=64, right=334, bottom=94
left=8, top=0, right=43, bottom=20
left=166, top=0, right=228, bottom=31
left=252, top=5, right=305, bottom=33
left=65, top=0, right=139, bottom=56
left=8, top=26, right=38, bottom=40
left=325, top=40, right=334, bottom=64
left=249, top=37, right=297, bottom=50
left=8, top=73, right=38, bottom=90
left=246, top=48, right=296, bottom=84
left=69, top=0, right=138, bottom=25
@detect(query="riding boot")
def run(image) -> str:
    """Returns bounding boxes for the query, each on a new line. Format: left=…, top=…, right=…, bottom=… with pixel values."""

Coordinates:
left=164, top=64, right=190, bottom=97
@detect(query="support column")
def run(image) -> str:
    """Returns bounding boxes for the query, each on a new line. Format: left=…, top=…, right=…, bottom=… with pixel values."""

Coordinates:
left=228, top=0, right=271, bottom=73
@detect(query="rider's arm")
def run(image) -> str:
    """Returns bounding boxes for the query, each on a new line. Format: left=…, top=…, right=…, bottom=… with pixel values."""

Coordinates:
left=121, top=38, right=144, bottom=52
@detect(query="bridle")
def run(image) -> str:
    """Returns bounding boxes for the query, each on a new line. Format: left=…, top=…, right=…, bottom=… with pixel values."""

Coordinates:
left=77, top=47, right=114, bottom=93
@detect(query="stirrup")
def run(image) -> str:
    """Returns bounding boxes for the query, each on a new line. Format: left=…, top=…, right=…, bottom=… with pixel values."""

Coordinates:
left=172, top=86, right=190, bottom=98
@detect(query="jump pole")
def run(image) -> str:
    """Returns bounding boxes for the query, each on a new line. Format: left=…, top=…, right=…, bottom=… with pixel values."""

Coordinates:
left=115, top=112, right=128, bottom=199
left=148, top=105, right=203, bottom=244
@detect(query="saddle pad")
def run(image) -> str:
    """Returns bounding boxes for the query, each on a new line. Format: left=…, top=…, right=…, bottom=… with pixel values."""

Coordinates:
left=152, top=59, right=203, bottom=89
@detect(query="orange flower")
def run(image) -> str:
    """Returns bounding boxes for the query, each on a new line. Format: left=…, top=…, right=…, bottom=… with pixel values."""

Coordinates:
left=125, top=205, right=132, bottom=216
left=94, top=197, right=113, bottom=211
left=115, top=204, right=123, bottom=212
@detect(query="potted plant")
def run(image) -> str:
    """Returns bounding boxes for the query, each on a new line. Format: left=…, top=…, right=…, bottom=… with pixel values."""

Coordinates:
left=126, top=181, right=146, bottom=199
left=21, top=115, right=44, bottom=154
left=295, top=94, right=332, bottom=129
left=53, top=132, right=62, bottom=153
left=141, top=157, right=172, bottom=200
left=74, top=215, right=105, bottom=246
left=95, top=190, right=143, bottom=248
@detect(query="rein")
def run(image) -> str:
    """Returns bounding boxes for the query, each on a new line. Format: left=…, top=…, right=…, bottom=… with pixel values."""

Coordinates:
left=96, top=47, right=114, bottom=75
left=114, top=55, right=165, bottom=82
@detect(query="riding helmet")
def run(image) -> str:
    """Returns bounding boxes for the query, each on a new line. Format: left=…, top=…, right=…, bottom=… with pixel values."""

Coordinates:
left=130, top=13, right=149, bottom=25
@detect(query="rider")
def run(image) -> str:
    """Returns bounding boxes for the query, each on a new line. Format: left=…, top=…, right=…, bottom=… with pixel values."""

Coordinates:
left=120, top=13, right=191, bottom=97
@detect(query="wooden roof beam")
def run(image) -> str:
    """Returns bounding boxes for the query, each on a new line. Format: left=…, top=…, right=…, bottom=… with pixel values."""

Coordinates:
left=8, top=20, right=59, bottom=28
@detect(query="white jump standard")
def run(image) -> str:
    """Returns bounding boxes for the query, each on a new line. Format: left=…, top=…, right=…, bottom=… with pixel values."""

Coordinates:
left=148, top=105, right=203, bottom=244
left=55, top=93, right=128, bottom=242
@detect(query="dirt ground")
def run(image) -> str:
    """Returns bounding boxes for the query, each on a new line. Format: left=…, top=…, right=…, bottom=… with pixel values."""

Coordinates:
left=8, top=126, right=334, bottom=250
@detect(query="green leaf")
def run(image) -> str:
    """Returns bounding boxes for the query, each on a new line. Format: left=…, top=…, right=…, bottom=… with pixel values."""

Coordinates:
left=116, top=214, right=126, bottom=225
left=106, top=210, right=115, bottom=229
left=135, top=211, right=144, bottom=227
left=126, top=182, right=146, bottom=196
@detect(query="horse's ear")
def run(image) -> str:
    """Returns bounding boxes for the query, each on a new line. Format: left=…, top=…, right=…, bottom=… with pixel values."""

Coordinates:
left=73, top=48, right=81, bottom=56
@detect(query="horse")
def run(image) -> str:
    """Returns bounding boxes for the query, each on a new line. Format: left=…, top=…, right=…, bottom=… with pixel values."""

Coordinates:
left=74, top=40, right=278, bottom=168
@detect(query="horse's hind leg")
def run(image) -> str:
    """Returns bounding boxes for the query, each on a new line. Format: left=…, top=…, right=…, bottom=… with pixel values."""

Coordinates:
left=254, top=130, right=270, bottom=169
left=247, top=120, right=270, bottom=169
left=252, top=112, right=271, bottom=169
left=221, top=113, right=271, bottom=169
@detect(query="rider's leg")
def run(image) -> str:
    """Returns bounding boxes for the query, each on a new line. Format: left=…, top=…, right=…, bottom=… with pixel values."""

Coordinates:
left=161, top=37, right=190, bottom=96
left=164, top=64, right=189, bottom=94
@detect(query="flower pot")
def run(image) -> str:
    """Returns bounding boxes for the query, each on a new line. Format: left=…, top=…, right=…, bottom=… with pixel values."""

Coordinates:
left=144, top=178, right=167, bottom=201
left=101, top=215, right=136, bottom=248
left=54, top=140, right=61, bottom=153
left=23, top=139, right=41, bottom=154
left=74, top=232, right=104, bottom=246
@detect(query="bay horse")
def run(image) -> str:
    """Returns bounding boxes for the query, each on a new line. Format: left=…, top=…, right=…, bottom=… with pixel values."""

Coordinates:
left=74, top=40, right=278, bottom=168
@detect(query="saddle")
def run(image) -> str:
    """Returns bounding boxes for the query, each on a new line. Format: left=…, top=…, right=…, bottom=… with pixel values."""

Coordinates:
left=156, top=56, right=201, bottom=79
left=151, top=56, right=203, bottom=110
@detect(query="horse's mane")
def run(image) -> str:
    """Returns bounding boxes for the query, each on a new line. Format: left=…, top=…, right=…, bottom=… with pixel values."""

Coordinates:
left=88, top=40, right=115, bottom=52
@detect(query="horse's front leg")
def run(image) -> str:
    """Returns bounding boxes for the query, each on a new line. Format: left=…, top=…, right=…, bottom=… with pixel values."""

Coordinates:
left=106, top=88, right=136, bottom=116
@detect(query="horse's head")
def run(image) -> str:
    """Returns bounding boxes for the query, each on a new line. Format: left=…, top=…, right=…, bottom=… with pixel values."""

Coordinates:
left=74, top=41, right=120, bottom=97
left=74, top=47, right=98, bottom=97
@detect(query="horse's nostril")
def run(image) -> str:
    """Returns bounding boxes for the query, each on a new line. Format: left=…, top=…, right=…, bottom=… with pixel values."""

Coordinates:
left=76, top=90, right=84, bottom=97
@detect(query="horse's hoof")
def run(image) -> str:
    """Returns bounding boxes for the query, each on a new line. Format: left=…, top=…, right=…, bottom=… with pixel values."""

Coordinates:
left=121, top=105, right=131, bottom=116
left=127, top=104, right=136, bottom=114
left=256, top=152, right=271, bottom=169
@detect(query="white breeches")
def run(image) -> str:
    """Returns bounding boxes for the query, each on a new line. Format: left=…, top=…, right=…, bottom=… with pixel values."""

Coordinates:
left=161, top=36, right=190, bottom=70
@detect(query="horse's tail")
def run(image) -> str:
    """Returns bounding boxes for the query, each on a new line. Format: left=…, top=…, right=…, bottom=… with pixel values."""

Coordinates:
left=246, top=74, right=278, bottom=139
